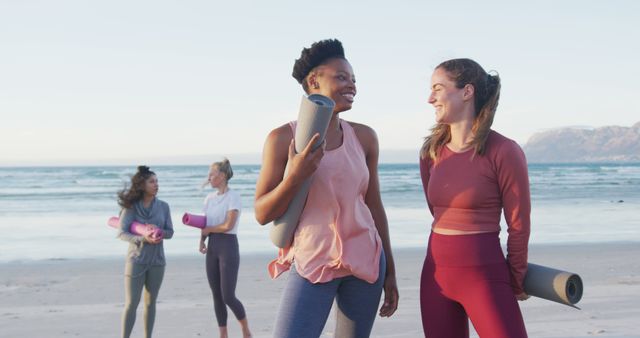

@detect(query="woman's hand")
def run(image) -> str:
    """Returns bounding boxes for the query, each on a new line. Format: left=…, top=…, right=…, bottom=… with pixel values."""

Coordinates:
left=199, top=240, right=207, bottom=254
left=254, top=128, right=325, bottom=225
left=516, top=292, right=530, bottom=301
left=286, top=133, right=324, bottom=185
left=143, top=225, right=162, bottom=244
left=201, top=227, right=211, bottom=236
left=379, top=274, right=399, bottom=317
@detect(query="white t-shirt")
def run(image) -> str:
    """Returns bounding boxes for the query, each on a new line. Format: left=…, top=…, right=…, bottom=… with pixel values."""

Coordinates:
left=202, top=189, right=242, bottom=234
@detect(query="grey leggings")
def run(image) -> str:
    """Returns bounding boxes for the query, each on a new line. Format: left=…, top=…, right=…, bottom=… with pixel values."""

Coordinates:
left=206, top=233, right=247, bottom=327
left=122, top=263, right=165, bottom=338
left=273, top=251, right=386, bottom=338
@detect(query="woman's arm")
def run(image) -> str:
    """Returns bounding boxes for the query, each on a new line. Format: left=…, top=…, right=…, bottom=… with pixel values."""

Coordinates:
left=201, top=209, right=239, bottom=235
left=254, top=125, right=324, bottom=225
left=419, top=155, right=435, bottom=216
left=117, top=208, right=145, bottom=245
left=199, top=206, right=240, bottom=252
left=497, top=140, right=531, bottom=296
left=353, top=122, right=399, bottom=317
left=161, top=202, right=174, bottom=239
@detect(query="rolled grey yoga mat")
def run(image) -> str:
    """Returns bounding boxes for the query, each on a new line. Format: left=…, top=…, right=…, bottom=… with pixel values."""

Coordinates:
left=524, top=263, right=583, bottom=308
left=270, top=94, right=335, bottom=248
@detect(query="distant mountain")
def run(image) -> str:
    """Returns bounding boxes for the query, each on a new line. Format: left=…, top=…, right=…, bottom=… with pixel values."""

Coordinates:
left=523, top=122, right=640, bottom=163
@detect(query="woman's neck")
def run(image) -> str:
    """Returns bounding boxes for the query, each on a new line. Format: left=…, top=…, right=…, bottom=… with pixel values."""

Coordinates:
left=328, top=114, right=340, bottom=130
left=142, top=194, right=154, bottom=207
left=324, top=115, right=343, bottom=150
left=217, top=183, right=228, bottom=195
left=448, top=120, right=475, bottom=152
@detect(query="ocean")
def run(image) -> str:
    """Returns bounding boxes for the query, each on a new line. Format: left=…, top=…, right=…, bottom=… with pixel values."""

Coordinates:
left=0, top=163, right=638, bottom=262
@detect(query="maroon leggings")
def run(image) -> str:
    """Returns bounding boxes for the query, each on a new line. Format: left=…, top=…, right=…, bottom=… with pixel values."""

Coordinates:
left=420, top=231, right=527, bottom=338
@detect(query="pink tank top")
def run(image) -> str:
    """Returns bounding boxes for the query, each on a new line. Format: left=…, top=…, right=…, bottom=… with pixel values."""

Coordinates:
left=268, top=119, right=383, bottom=283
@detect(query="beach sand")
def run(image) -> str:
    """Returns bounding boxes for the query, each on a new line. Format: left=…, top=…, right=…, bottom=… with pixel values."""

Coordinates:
left=1, top=242, right=638, bottom=338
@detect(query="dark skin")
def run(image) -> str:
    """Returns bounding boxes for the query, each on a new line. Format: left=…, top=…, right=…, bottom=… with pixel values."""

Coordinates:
left=254, top=57, right=398, bottom=317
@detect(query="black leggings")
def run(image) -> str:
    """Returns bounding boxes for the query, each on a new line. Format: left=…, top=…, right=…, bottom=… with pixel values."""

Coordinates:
left=206, top=233, right=246, bottom=327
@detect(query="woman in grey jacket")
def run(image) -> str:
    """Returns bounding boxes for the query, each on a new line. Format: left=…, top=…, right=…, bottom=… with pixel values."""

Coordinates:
left=117, top=165, right=174, bottom=338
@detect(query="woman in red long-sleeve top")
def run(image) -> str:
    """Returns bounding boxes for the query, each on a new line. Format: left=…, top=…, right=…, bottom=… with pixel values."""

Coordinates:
left=419, top=58, right=530, bottom=338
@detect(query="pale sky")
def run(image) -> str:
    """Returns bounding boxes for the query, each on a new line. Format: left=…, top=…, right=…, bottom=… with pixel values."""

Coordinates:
left=1, top=0, right=639, bottom=165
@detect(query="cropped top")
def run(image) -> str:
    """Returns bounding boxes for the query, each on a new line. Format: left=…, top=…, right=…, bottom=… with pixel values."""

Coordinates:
left=419, top=130, right=531, bottom=293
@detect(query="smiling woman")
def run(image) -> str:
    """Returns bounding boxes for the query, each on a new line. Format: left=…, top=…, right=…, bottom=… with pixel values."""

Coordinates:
left=254, top=38, right=399, bottom=338
left=419, top=59, right=530, bottom=338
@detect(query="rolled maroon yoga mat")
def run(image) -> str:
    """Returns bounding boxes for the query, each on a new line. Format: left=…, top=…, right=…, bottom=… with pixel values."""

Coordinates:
left=182, top=213, right=207, bottom=229
left=107, top=216, right=164, bottom=238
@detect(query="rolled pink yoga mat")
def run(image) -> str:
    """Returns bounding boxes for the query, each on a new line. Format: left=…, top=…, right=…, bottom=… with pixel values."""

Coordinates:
left=107, top=216, right=164, bottom=238
left=182, top=213, right=207, bottom=229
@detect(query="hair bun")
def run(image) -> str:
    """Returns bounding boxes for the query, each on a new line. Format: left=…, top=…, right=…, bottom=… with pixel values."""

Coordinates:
left=137, top=165, right=151, bottom=174
left=292, top=39, right=345, bottom=84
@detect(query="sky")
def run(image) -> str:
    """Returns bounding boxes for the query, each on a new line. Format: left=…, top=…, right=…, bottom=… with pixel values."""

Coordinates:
left=1, top=0, right=639, bottom=166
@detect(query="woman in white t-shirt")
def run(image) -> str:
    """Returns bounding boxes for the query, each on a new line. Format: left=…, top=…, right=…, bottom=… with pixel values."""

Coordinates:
left=199, top=158, right=252, bottom=338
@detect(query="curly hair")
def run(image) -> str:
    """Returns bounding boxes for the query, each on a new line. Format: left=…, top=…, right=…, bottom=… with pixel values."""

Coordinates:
left=292, top=39, right=346, bottom=92
left=117, top=165, right=156, bottom=209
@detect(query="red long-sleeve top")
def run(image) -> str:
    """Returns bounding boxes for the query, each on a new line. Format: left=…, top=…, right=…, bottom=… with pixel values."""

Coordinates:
left=419, top=130, right=531, bottom=294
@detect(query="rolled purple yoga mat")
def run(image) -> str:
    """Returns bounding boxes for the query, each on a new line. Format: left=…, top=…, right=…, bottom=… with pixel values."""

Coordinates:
left=182, top=213, right=206, bottom=229
left=107, top=216, right=164, bottom=238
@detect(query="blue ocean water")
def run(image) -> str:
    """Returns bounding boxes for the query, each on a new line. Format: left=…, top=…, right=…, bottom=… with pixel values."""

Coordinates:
left=0, top=163, right=638, bottom=262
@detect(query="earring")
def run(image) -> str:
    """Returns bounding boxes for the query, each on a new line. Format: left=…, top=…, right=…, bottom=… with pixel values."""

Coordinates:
left=313, top=82, right=319, bottom=89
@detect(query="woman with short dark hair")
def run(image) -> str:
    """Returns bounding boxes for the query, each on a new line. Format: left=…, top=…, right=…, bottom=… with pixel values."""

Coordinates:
left=255, top=39, right=398, bottom=338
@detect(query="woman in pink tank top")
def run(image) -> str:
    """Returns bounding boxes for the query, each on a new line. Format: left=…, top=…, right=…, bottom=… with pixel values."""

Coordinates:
left=255, top=39, right=398, bottom=338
